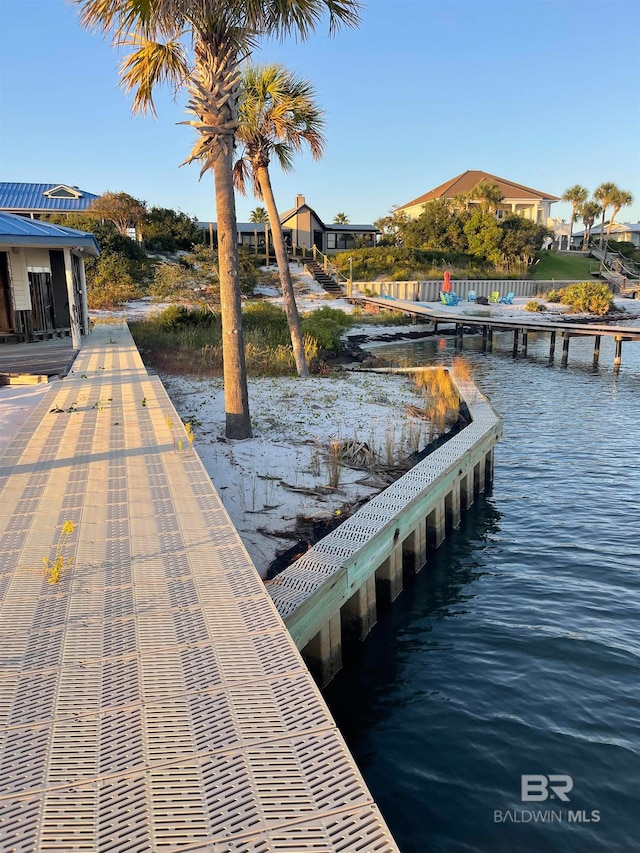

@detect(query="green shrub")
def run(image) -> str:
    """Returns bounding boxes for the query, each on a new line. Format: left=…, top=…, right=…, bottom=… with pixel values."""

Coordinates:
left=300, top=307, right=354, bottom=351
left=86, top=255, right=144, bottom=308
left=524, top=300, right=546, bottom=312
left=546, top=289, right=562, bottom=303
left=561, top=282, right=614, bottom=315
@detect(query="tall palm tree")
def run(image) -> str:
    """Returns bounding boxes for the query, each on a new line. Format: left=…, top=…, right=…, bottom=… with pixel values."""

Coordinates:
left=74, top=0, right=360, bottom=438
left=607, top=188, right=634, bottom=242
left=249, top=206, right=268, bottom=223
left=234, top=63, right=326, bottom=378
left=333, top=212, right=349, bottom=224
left=579, top=200, right=601, bottom=250
left=594, top=182, right=618, bottom=249
left=561, top=184, right=588, bottom=251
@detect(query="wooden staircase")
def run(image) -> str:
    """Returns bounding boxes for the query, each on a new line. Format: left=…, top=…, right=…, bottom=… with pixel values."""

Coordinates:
left=304, top=260, right=345, bottom=295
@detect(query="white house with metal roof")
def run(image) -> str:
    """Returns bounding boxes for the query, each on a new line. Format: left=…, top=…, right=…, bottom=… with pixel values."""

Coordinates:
left=0, top=182, right=101, bottom=218
left=0, top=212, right=99, bottom=348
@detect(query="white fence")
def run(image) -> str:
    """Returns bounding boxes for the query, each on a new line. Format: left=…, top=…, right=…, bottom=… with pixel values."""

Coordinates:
left=353, top=279, right=587, bottom=302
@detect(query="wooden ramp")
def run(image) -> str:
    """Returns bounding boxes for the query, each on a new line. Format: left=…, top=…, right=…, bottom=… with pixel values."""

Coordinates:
left=0, top=323, right=398, bottom=852
left=0, top=339, right=77, bottom=385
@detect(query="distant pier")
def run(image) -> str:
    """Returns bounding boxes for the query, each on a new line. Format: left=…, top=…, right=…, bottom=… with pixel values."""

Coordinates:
left=355, top=296, right=640, bottom=368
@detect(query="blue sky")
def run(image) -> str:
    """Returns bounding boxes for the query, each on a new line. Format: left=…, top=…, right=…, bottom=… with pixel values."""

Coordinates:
left=1, top=0, right=639, bottom=227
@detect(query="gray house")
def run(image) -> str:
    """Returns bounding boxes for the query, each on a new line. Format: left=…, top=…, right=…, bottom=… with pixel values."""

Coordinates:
left=0, top=213, right=99, bottom=348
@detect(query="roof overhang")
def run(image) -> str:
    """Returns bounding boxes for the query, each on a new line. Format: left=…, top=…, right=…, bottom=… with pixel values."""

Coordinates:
left=0, top=234, right=100, bottom=256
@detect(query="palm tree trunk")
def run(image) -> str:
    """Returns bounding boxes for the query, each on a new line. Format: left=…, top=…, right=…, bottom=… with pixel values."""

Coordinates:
left=214, top=147, right=253, bottom=438
left=257, top=164, right=309, bottom=377
left=568, top=210, right=575, bottom=252
left=599, top=207, right=607, bottom=249
left=607, top=206, right=620, bottom=242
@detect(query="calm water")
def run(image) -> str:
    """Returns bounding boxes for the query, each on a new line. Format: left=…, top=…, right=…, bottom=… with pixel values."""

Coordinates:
left=324, top=327, right=640, bottom=852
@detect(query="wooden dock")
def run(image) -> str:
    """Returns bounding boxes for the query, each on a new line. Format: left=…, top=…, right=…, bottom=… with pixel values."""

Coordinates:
left=0, top=323, right=399, bottom=852
left=358, top=296, right=640, bottom=367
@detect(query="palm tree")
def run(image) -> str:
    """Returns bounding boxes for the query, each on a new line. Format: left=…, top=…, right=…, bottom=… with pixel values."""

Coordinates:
left=579, top=200, right=601, bottom=250
left=333, top=212, right=349, bottom=224
left=472, top=181, right=504, bottom=214
left=74, top=0, right=360, bottom=438
left=561, top=184, right=588, bottom=251
left=249, top=206, right=268, bottom=223
left=594, top=182, right=618, bottom=249
left=607, top=188, right=634, bottom=242
left=234, top=63, right=326, bottom=378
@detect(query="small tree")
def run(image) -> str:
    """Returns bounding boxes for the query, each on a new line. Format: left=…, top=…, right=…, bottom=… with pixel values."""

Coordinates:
left=333, top=212, right=349, bottom=224
left=88, top=191, right=147, bottom=238
left=249, top=206, right=268, bottom=222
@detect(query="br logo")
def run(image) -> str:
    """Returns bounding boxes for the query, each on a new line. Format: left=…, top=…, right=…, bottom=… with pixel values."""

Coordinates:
left=521, top=775, right=573, bottom=802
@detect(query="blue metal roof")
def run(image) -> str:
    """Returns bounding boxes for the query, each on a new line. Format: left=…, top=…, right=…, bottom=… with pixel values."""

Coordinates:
left=0, top=212, right=100, bottom=256
left=0, top=182, right=100, bottom=213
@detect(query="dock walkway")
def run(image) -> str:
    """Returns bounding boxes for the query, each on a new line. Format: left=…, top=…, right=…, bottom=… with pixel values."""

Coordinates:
left=358, top=296, right=640, bottom=366
left=0, top=323, right=398, bottom=852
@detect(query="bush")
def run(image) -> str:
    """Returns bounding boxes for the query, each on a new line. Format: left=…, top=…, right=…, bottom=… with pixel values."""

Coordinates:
left=86, top=255, right=144, bottom=308
left=546, top=289, right=562, bottom=303
left=332, top=246, right=486, bottom=282
left=524, top=300, right=546, bottom=312
left=561, top=282, right=614, bottom=315
left=301, top=306, right=355, bottom=351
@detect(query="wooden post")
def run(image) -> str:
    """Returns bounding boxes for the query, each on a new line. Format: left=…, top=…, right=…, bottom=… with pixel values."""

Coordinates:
left=487, top=328, right=493, bottom=352
left=302, top=612, right=342, bottom=687
left=482, top=326, right=488, bottom=352
left=376, top=541, right=403, bottom=604
left=209, top=222, right=214, bottom=250
left=456, top=324, right=464, bottom=349
left=593, top=335, right=602, bottom=364
left=614, top=337, right=622, bottom=368
left=63, top=248, right=81, bottom=350
left=76, top=254, right=89, bottom=336
left=460, top=468, right=475, bottom=510
left=549, top=330, right=556, bottom=360
left=427, top=501, right=445, bottom=549
left=341, top=576, right=377, bottom=642
left=485, top=448, right=495, bottom=485
left=445, top=481, right=461, bottom=531
left=561, top=334, right=570, bottom=366
left=474, top=459, right=486, bottom=495
left=512, top=328, right=519, bottom=357
left=522, top=331, right=528, bottom=357
left=402, top=523, right=427, bottom=574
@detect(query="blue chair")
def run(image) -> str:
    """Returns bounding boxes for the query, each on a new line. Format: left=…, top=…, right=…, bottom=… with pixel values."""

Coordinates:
left=500, top=292, right=514, bottom=304
left=449, top=292, right=460, bottom=306
left=467, top=290, right=477, bottom=302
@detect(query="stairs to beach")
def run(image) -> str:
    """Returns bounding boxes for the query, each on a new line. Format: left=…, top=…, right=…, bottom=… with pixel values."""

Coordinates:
left=304, top=260, right=345, bottom=295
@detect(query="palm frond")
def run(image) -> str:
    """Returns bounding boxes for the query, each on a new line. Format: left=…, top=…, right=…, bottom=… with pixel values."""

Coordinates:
left=119, top=34, right=188, bottom=116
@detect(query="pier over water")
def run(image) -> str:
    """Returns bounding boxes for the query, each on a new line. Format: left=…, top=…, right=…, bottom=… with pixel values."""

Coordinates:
left=0, top=324, right=398, bottom=852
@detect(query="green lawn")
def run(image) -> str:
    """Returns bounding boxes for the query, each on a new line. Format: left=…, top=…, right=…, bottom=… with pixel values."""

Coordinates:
left=530, top=252, right=596, bottom=281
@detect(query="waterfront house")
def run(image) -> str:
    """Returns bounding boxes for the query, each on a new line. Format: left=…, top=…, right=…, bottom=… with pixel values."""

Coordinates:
left=397, top=170, right=559, bottom=225
left=0, top=212, right=99, bottom=348
left=199, top=195, right=379, bottom=254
